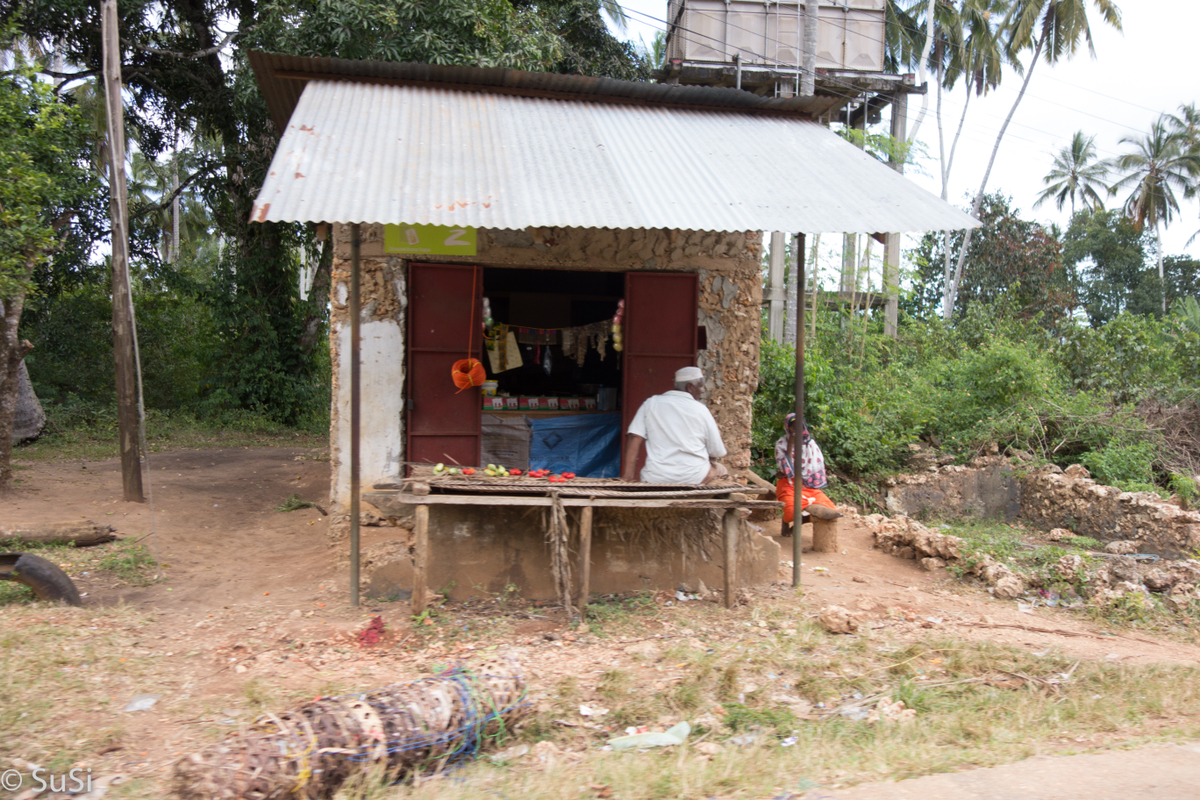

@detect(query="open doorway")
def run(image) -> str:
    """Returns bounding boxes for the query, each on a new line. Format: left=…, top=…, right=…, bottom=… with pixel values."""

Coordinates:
left=405, top=262, right=699, bottom=479
left=480, top=266, right=623, bottom=477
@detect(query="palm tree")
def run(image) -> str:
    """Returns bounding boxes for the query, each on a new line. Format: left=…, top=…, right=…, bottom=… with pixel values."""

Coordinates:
left=892, top=1, right=1009, bottom=316
left=1110, top=118, right=1200, bottom=313
left=1166, top=103, right=1200, bottom=247
left=943, top=0, right=1122, bottom=321
left=1034, top=131, right=1109, bottom=214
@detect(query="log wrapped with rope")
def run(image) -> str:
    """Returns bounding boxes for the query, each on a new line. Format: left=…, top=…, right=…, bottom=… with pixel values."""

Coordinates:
left=171, top=662, right=529, bottom=800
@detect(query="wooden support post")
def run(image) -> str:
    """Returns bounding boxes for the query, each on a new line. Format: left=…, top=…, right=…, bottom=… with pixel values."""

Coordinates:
left=793, top=233, right=806, bottom=588
left=812, top=516, right=839, bottom=553
left=412, top=504, right=429, bottom=615
left=102, top=0, right=143, bottom=504
left=577, top=505, right=593, bottom=615
left=722, top=507, right=739, bottom=609
left=349, top=223, right=361, bottom=606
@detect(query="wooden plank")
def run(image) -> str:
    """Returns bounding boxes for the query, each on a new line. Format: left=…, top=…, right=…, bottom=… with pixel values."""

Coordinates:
left=722, top=508, right=739, bottom=609
left=577, top=506, right=593, bottom=616
left=412, top=504, right=429, bottom=615
left=364, top=491, right=782, bottom=513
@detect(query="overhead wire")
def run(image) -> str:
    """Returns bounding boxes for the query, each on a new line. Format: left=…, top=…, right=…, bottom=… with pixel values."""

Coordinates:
left=618, top=1, right=1176, bottom=155
left=619, top=1, right=1198, bottom=235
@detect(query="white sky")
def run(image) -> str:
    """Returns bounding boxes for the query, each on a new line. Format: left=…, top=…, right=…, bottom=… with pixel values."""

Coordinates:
left=607, top=1, right=1200, bottom=261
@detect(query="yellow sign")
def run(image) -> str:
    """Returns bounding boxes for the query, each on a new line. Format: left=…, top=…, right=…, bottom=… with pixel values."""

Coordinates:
left=383, top=224, right=477, bottom=255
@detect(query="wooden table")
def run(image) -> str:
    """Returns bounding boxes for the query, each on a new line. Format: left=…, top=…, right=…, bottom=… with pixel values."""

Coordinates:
left=365, top=481, right=782, bottom=615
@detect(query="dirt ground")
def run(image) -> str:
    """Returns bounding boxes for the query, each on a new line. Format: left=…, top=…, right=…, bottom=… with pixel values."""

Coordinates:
left=3, top=447, right=1200, bottom=799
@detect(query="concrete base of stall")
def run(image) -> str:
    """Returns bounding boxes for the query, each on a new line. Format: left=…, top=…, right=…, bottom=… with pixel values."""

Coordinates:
left=360, top=505, right=780, bottom=602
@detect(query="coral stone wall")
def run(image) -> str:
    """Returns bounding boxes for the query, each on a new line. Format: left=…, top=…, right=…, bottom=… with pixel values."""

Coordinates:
left=328, top=224, right=763, bottom=507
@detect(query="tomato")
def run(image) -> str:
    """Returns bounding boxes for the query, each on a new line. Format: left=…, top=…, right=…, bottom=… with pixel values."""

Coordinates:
left=563, top=472, right=576, bottom=479
left=510, top=469, right=522, bottom=476
left=462, top=468, right=475, bottom=475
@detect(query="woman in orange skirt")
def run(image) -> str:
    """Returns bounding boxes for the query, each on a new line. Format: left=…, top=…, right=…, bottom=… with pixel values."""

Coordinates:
left=775, top=412, right=839, bottom=537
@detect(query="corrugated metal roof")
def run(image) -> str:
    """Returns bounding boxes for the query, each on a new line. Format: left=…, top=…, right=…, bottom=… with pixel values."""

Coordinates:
left=248, top=51, right=845, bottom=134
left=251, top=80, right=979, bottom=234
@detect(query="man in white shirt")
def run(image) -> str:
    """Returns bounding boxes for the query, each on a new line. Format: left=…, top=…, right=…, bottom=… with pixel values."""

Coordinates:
left=620, top=366, right=729, bottom=485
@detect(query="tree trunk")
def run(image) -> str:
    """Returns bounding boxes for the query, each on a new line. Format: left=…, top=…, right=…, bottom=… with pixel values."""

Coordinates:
left=0, top=523, right=117, bottom=547
left=945, top=34, right=1045, bottom=321
left=0, top=289, right=32, bottom=488
left=945, top=87, right=972, bottom=195
left=1158, top=224, right=1166, bottom=314
left=907, top=0, right=938, bottom=144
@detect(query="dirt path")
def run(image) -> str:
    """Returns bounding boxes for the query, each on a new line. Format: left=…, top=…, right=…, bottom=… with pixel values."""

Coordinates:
left=799, top=740, right=1200, bottom=800
left=4, top=447, right=1200, bottom=799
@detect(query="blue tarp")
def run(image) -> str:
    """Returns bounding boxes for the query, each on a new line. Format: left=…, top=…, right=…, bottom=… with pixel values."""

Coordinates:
left=529, top=413, right=622, bottom=478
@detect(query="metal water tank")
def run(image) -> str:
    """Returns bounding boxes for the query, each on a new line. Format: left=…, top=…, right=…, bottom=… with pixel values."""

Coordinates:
left=665, top=0, right=886, bottom=73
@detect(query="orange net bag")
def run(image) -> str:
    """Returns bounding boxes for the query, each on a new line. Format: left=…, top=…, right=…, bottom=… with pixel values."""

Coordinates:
left=451, top=358, right=486, bottom=392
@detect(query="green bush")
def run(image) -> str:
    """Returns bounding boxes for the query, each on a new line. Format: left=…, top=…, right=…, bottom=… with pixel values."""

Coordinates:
left=1080, top=440, right=1158, bottom=492
left=752, top=294, right=1187, bottom=494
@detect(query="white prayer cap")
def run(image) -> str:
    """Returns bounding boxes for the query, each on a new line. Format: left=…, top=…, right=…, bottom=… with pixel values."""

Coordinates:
left=675, top=366, right=704, bottom=383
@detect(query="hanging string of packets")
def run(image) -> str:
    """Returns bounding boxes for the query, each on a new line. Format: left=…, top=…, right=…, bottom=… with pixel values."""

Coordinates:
left=485, top=320, right=613, bottom=372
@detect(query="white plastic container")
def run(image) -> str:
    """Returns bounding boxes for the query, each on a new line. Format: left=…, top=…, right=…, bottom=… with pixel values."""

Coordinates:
left=481, top=380, right=499, bottom=397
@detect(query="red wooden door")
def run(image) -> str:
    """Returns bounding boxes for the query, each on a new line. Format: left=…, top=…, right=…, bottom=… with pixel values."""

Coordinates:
left=407, top=263, right=482, bottom=471
left=621, top=272, right=700, bottom=475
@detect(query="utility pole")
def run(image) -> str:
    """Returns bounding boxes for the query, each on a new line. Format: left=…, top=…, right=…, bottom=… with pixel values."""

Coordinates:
left=801, top=0, right=817, bottom=96
left=884, top=92, right=908, bottom=337
left=102, top=0, right=144, bottom=502
left=766, top=231, right=786, bottom=341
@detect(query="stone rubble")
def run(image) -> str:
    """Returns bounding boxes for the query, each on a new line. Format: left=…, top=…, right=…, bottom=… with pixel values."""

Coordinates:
left=862, top=511, right=1200, bottom=610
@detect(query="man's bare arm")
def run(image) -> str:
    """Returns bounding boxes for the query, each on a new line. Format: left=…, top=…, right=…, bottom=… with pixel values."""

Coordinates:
left=620, top=434, right=645, bottom=482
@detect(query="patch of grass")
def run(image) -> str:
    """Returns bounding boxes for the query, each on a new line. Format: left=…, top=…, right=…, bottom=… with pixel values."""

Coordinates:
left=0, top=605, right=153, bottom=767
left=376, top=628, right=1200, bottom=800
left=583, top=592, right=657, bottom=635
left=96, top=539, right=158, bottom=585
left=14, top=404, right=326, bottom=464
left=721, top=702, right=797, bottom=735
left=276, top=494, right=322, bottom=513
left=0, top=538, right=158, bottom=607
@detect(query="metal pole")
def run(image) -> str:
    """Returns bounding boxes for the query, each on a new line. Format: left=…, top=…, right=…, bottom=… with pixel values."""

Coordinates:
left=350, top=223, right=361, bottom=606
left=792, top=233, right=805, bottom=587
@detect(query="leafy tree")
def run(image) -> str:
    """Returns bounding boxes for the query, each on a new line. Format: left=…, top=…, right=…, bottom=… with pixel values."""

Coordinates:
left=0, top=62, right=96, bottom=486
left=1061, top=207, right=1153, bottom=325
left=1163, top=255, right=1200, bottom=303
left=909, top=193, right=1073, bottom=322
left=7, top=0, right=647, bottom=424
left=1034, top=130, right=1108, bottom=214
left=1110, top=117, right=1200, bottom=312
